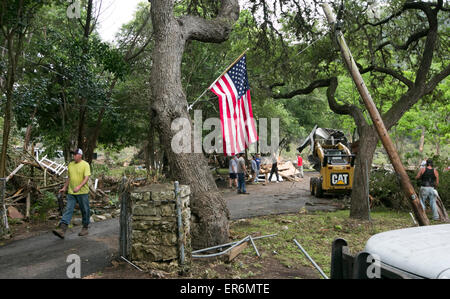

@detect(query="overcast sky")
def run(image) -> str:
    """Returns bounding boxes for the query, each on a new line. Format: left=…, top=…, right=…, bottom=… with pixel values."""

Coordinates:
left=97, top=0, right=144, bottom=43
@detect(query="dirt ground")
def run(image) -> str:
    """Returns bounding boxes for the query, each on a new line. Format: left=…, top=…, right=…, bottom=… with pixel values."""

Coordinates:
left=1, top=219, right=60, bottom=245
left=84, top=253, right=319, bottom=279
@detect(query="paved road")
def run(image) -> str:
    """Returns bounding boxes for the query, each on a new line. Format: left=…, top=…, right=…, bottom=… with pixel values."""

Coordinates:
left=0, top=173, right=339, bottom=278
left=224, top=180, right=339, bottom=220
left=0, top=219, right=119, bottom=279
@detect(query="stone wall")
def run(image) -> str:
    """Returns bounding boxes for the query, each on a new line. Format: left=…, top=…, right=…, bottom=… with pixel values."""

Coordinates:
left=129, top=183, right=191, bottom=272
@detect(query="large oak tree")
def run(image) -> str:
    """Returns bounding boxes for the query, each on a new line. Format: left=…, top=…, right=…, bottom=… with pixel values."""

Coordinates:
left=270, top=0, right=449, bottom=220
left=149, top=0, right=239, bottom=248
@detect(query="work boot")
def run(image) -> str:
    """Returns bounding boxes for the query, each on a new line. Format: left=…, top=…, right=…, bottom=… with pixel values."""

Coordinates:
left=78, top=225, right=89, bottom=236
left=52, top=223, right=68, bottom=239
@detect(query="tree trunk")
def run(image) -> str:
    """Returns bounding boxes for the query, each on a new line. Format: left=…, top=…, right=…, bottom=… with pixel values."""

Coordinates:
left=0, top=34, right=20, bottom=178
left=0, top=92, right=12, bottom=178
left=435, top=139, right=440, bottom=156
left=418, top=127, right=425, bottom=153
left=350, top=126, right=378, bottom=220
left=149, top=0, right=238, bottom=248
left=77, top=97, right=88, bottom=151
left=23, top=106, right=38, bottom=152
left=145, top=111, right=156, bottom=178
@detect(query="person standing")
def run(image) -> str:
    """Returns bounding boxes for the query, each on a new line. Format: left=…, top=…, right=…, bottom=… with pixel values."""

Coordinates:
left=297, top=154, right=304, bottom=178
left=415, top=159, right=440, bottom=221
left=237, top=153, right=249, bottom=194
left=250, top=156, right=258, bottom=184
left=254, top=153, right=261, bottom=183
left=53, top=148, right=91, bottom=239
left=228, top=155, right=238, bottom=189
left=269, top=153, right=280, bottom=183
left=419, top=158, right=427, bottom=169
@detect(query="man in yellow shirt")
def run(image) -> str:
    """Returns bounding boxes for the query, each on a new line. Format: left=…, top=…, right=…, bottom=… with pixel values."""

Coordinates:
left=53, top=148, right=91, bottom=239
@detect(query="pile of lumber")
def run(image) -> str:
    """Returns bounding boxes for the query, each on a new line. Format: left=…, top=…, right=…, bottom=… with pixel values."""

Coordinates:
left=260, top=160, right=301, bottom=182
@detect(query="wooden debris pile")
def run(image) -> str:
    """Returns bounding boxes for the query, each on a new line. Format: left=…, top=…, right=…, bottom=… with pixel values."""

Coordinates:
left=2, top=149, right=66, bottom=221
left=1, top=149, right=121, bottom=224
left=260, top=160, right=302, bottom=182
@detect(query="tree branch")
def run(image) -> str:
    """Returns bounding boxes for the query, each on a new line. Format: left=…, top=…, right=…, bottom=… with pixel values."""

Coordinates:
left=180, top=0, right=239, bottom=43
left=272, top=78, right=332, bottom=99
left=326, top=77, right=367, bottom=128
left=424, top=64, right=450, bottom=95
left=375, top=28, right=429, bottom=52
left=360, top=65, right=414, bottom=89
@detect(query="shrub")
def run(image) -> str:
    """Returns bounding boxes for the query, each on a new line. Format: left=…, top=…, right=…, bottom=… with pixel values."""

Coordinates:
left=91, top=163, right=111, bottom=178
left=370, top=156, right=449, bottom=210
left=32, top=191, right=58, bottom=221
left=122, top=166, right=147, bottom=178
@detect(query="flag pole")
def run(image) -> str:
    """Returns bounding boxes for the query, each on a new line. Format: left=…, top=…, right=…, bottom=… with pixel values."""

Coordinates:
left=187, top=48, right=250, bottom=111
left=208, top=48, right=250, bottom=90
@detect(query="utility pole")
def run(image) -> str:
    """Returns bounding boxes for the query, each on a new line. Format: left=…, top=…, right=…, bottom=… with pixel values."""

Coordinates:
left=321, top=3, right=429, bottom=226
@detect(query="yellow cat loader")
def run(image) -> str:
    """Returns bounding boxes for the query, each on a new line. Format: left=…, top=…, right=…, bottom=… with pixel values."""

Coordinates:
left=298, top=126, right=355, bottom=198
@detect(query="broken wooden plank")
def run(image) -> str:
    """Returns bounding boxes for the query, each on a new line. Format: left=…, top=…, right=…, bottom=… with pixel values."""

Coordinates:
left=436, top=191, right=449, bottom=222
left=6, top=163, right=25, bottom=183
left=227, top=241, right=248, bottom=262
left=13, top=188, right=24, bottom=197
left=26, top=179, right=31, bottom=219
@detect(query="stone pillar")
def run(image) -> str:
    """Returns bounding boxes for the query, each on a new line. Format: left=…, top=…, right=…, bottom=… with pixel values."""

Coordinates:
left=129, top=183, right=191, bottom=272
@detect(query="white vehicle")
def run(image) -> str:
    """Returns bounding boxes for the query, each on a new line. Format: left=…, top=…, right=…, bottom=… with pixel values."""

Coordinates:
left=331, top=224, right=450, bottom=279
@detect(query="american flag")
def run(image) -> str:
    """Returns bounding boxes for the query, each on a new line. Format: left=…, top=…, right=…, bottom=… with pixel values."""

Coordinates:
left=210, top=55, right=258, bottom=156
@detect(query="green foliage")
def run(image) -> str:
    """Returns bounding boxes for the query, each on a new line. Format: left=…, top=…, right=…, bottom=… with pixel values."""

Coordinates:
left=91, top=163, right=111, bottom=178
left=108, top=194, right=120, bottom=208
left=370, top=170, right=410, bottom=210
left=370, top=155, right=449, bottom=210
left=122, top=166, right=147, bottom=178
left=31, top=191, right=57, bottom=221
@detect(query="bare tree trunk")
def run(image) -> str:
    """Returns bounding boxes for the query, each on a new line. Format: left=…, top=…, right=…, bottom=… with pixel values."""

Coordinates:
left=350, top=127, right=378, bottom=220
left=0, top=90, right=13, bottom=178
left=0, top=33, right=21, bottom=178
left=145, top=110, right=156, bottom=178
left=149, top=0, right=239, bottom=248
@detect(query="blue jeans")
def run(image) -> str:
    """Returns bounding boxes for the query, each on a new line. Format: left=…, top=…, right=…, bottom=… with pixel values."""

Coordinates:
left=420, top=187, right=439, bottom=220
left=61, top=194, right=90, bottom=226
left=237, top=173, right=246, bottom=193
left=254, top=169, right=260, bottom=182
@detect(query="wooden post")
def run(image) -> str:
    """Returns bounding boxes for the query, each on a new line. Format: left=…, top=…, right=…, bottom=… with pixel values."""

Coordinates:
left=119, top=176, right=132, bottom=258
left=321, top=3, right=429, bottom=226
left=26, top=179, right=31, bottom=219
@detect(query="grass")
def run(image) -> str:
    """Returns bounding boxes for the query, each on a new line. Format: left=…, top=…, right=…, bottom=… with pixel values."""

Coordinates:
left=228, top=208, right=414, bottom=277
left=88, top=207, right=431, bottom=279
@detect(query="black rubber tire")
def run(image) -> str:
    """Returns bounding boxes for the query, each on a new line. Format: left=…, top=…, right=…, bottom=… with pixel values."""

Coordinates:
left=310, top=178, right=315, bottom=196
left=316, top=179, right=324, bottom=198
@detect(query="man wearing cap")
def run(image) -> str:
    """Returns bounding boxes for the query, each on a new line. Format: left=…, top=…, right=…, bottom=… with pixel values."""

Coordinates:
left=53, top=148, right=91, bottom=238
